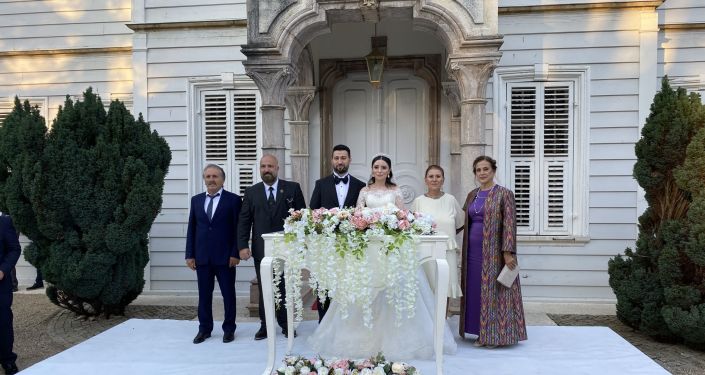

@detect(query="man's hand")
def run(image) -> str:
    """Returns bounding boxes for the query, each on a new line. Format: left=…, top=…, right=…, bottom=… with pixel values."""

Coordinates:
left=229, top=257, right=240, bottom=267
left=0, top=270, right=4, bottom=281
left=239, top=248, right=252, bottom=261
left=186, top=258, right=196, bottom=270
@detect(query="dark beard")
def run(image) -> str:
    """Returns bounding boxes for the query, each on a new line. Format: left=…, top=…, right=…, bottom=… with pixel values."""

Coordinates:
left=261, top=172, right=276, bottom=184
left=334, top=165, right=349, bottom=175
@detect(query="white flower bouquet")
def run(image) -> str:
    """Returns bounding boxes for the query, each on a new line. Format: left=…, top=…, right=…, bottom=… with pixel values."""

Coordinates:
left=276, top=353, right=419, bottom=375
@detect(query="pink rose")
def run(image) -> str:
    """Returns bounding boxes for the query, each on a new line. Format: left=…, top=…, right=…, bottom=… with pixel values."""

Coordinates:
left=398, top=220, right=411, bottom=230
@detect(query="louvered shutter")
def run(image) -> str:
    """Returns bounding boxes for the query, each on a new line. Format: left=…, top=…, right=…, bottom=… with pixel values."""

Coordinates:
left=541, top=85, right=572, bottom=233
left=0, top=98, right=46, bottom=126
left=232, top=93, right=258, bottom=195
left=507, top=83, right=573, bottom=235
left=201, top=90, right=260, bottom=195
left=508, top=85, right=537, bottom=233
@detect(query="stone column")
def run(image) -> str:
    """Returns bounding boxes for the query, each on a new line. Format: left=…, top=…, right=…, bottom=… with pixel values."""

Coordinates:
left=442, top=82, right=462, bottom=200
left=245, top=63, right=298, bottom=170
left=285, top=86, right=316, bottom=196
left=446, top=57, right=498, bottom=194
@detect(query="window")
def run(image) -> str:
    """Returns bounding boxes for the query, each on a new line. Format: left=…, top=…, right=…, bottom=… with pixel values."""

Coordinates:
left=199, top=89, right=260, bottom=195
left=0, top=97, right=48, bottom=125
left=495, top=66, right=589, bottom=239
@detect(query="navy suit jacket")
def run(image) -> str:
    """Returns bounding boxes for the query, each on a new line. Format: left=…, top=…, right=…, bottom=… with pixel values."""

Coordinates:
left=310, top=174, right=365, bottom=209
left=0, top=215, right=21, bottom=277
left=237, top=180, right=306, bottom=261
left=185, top=190, right=242, bottom=266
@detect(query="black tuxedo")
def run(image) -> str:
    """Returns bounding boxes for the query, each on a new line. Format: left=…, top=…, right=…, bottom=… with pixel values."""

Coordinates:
left=237, top=179, right=306, bottom=327
left=309, top=173, right=365, bottom=321
left=0, top=215, right=20, bottom=370
left=310, top=173, right=365, bottom=210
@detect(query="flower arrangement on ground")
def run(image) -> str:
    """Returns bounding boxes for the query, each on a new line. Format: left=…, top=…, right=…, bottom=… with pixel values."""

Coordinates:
left=272, top=205, right=435, bottom=327
left=276, top=352, right=419, bottom=375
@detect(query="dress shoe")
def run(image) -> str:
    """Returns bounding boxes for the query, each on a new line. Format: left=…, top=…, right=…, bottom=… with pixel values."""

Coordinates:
left=282, top=328, right=297, bottom=338
left=2, top=363, right=18, bottom=375
left=27, top=282, right=44, bottom=290
left=223, top=332, right=235, bottom=343
left=192, top=331, right=211, bottom=344
left=254, top=325, right=267, bottom=340
left=11, top=287, right=18, bottom=293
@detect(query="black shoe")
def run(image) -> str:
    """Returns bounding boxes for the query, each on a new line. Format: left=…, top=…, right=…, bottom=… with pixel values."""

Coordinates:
left=11, top=287, right=18, bottom=293
left=223, top=332, right=235, bottom=343
left=282, top=328, right=297, bottom=338
left=27, top=283, right=44, bottom=290
left=254, top=325, right=267, bottom=340
left=192, top=331, right=211, bottom=344
left=2, top=363, right=18, bottom=375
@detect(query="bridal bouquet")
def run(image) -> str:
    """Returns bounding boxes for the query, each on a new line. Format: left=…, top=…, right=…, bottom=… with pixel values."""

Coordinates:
left=272, top=205, right=435, bottom=327
left=276, top=353, right=419, bottom=375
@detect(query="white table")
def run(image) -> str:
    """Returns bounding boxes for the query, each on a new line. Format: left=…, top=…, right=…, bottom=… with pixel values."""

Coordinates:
left=260, top=233, right=449, bottom=375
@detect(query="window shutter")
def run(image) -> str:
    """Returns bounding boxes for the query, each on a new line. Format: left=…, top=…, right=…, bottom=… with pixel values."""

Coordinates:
left=543, top=87, right=570, bottom=157
left=231, top=92, right=258, bottom=195
left=510, top=87, right=536, bottom=157
left=203, top=93, right=229, bottom=162
left=200, top=90, right=260, bottom=196
left=511, top=160, right=535, bottom=233
left=543, top=161, right=569, bottom=232
left=0, top=98, right=46, bottom=126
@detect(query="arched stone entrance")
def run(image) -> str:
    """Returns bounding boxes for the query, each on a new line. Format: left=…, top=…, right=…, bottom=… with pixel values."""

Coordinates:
left=242, top=0, right=502, bottom=195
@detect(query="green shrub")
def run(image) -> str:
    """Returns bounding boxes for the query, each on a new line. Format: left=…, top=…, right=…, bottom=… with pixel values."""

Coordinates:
left=0, top=89, right=171, bottom=317
left=608, top=78, right=705, bottom=349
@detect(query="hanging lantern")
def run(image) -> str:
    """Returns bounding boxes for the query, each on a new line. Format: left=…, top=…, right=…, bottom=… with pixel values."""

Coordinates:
left=365, top=36, right=386, bottom=88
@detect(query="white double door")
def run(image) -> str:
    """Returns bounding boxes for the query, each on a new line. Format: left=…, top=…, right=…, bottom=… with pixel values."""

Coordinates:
left=332, top=70, right=429, bottom=205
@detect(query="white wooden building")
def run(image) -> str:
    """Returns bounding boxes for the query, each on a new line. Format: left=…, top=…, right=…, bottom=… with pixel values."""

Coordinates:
left=2, top=0, right=704, bottom=302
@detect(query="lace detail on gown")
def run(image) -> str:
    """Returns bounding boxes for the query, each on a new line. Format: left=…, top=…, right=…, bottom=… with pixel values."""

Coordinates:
left=356, top=187, right=405, bottom=209
left=309, top=186, right=458, bottom=361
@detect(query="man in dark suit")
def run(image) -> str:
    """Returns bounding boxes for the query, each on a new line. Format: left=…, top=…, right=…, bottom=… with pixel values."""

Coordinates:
left=238, top=154, right=306, bottom=340
left=185, top=164, right=242, bottom=344
left=0, top=214, right=21, bottom=375
left=309, top=144, right=365, bottom=321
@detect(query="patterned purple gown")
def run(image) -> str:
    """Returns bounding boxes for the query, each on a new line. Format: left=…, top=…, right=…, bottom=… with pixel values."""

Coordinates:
left=464, top=189, right=489, bottom=334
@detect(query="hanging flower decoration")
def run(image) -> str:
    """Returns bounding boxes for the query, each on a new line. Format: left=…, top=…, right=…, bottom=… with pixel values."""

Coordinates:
left=272, top=205, right=435, bottom=327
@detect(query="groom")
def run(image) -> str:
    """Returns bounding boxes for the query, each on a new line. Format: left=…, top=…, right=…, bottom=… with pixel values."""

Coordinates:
left=309, top=144, right=365, bottom=322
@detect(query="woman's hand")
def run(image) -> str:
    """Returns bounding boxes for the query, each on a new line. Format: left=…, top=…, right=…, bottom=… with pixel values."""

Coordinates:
left=503, top=252, right=517, bottom=270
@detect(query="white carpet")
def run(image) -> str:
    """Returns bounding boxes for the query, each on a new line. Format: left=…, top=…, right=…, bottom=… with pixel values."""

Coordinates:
left=21, top=319, right=668, bottom=375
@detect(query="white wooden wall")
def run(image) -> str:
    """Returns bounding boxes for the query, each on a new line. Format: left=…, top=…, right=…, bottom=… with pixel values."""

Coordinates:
left=494, top=6, right=647, bottom=301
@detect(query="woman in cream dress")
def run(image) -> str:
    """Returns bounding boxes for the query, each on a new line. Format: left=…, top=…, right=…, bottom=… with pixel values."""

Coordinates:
left=308, top=155, right=457, bottom=360
left=411, top=165, right=464, bottom=301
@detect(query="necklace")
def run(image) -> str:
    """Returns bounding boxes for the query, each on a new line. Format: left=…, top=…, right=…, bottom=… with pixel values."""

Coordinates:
left=471, top=185, right=496, bottom=214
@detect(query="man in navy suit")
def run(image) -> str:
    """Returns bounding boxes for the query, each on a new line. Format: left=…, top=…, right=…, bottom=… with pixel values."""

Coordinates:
left=309, top=144, right=365, bottom=321
left=185, top=164, right=242, bottom=344
left=0, top=214, right=21, bottom=375
left=238, top=154, right=306, bottom=340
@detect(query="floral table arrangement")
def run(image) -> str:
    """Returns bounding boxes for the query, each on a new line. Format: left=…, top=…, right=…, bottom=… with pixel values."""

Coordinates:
left=272, top=205, right=435, bottom=328
left=276, top=353, right=419, bottom=375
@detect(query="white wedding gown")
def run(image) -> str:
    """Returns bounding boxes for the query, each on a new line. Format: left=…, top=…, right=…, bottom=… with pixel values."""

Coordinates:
left=308, top=187, right=457, bottom=361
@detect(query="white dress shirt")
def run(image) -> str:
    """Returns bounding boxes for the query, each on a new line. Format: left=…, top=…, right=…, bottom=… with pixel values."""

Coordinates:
left=264, top=179, right=280, bottom=201
left=203, top=187, right=224, bottom=219
left=334, top=172, right=350, bottom=208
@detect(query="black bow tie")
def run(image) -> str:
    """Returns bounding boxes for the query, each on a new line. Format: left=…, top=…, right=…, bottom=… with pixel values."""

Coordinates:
left=334, top=175, right=349, bottom=185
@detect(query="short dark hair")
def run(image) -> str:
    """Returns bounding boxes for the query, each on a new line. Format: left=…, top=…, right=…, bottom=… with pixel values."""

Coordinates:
left=332, top=144, right=351, bottom=157
left=425, top=165, right=445, bottom=178
left=203, top=164, right=226, bottom=179
left=472, top=156, right=497, bottom=174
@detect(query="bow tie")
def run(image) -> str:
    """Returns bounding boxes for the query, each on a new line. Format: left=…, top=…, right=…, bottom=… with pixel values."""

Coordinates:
left=334, top=175, right=349, bottom=185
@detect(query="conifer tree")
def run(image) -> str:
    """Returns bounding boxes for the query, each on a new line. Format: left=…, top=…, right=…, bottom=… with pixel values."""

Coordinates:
left=609, top=78, right=705, bottom=348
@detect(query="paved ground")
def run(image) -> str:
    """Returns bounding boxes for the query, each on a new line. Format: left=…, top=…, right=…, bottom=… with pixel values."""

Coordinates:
left=9, top=289, right=705, bottom=374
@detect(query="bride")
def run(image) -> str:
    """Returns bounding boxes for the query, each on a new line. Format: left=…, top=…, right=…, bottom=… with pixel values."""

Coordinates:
left=309, top=154, right=457, bottom=360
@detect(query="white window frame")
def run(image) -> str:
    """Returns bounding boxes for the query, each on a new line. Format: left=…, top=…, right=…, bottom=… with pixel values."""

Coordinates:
left=493, top=65, right=590, bottom=242
left=187, top=74, right=262, bottom=198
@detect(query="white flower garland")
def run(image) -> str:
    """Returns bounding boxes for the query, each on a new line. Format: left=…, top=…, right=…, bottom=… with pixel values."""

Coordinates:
left=272, top=206, right=435, bottom=328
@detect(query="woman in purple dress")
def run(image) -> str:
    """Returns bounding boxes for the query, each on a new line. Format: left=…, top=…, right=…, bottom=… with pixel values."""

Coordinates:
left=459, top=156, right=527, bottom=347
